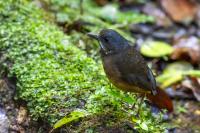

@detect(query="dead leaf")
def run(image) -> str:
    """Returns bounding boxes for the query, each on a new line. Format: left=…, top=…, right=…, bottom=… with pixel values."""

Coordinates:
left=194, top=110, right=200, bottom=115
left=17, top=106, right=27, bottom=125
left=95, top=0, right=109, bottom=6
left=165, top=87, right=195, bottom=99
left=160, top=0, right=198, bottom=24
left=182, top=78, right=200, bottom=101
left=142, top=3, right=172, bottom=27
left=171, top=36, right=200, bottom=64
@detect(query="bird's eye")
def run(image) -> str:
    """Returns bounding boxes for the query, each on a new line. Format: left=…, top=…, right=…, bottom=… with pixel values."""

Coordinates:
left=104, top=37, right=109, bottom=43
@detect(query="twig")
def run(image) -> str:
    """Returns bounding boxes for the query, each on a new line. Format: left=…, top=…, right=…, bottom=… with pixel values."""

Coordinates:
left=80, top=0, right=84, bottom=15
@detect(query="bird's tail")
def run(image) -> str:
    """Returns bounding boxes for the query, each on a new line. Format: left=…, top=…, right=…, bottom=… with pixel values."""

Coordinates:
left=145, top=88, right=173, bottom=112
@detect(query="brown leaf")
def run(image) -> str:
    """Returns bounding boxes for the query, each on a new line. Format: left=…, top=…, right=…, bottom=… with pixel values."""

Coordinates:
left=165, top=87, right=195, bottom=100
left=142, top=3, right=172, bottom=27
left=160, top=0, right=198, bottom=24
left=182, top=77, right=200, bottom=101
left=171, top=36, right=200, bottom=64
left=194, top=110, right=200, bottom=116
left=17, top=106, right=27, bottom=125
left=95, top=0, right=109, bottom=6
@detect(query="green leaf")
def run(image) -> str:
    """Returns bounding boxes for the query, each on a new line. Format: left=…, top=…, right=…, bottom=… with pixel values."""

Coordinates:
left=177, top=105, right=187, bottom=113
left=184, top=70, right=200, bottom=77
left=132, top=117, right=139, bottom=123
left=156, top=61, right=200, bottom=88
left=53, top=110, right=88, bottom=129
left=156, top=73, right=183, bottom=88
left=100, top=5, right=118, bottom=21
left=108, top=89, right=135, bottom=104
left=140, top=41, right=173, bottom=57
left=123, top=95, right=135, bottom=104
left=163, top=61, right=193, bottom=73
left=140, top=122, right=149, bottom=131
left=108, top=89, right=122, bottom=98
left=117, top=11, right=154, bottom=24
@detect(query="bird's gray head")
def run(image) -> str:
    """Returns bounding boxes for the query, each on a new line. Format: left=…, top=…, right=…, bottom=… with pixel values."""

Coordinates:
left=87, top=29, right=130, bottom=55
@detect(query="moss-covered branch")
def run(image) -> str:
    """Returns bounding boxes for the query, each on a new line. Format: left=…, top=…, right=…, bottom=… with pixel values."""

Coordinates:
left=0, top=0, right=168, bottom=132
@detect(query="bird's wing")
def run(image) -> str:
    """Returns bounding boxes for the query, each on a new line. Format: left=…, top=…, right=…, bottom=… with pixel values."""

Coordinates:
left=114, top=48, right=156, bottom=93
left=146, top=66, right=157, bottom=95
left=120, top=72, right=153, bottom=93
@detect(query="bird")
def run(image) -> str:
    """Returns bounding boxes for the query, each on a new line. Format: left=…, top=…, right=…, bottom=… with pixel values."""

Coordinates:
left=88, top=29, right=157, bottom=95
left=88, top=29, right=173, bottom=112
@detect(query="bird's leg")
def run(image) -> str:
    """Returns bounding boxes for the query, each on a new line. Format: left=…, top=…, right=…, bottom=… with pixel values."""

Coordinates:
left=136, top=95, right=145, bottom=117
left=130, top=93, right=139, bottom=110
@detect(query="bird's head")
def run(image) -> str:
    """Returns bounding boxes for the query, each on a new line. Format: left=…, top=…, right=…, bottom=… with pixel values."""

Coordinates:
left=88, top=29, right=130, bottom=55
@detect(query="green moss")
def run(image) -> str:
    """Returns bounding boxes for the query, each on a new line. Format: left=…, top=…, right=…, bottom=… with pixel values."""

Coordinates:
left=0, top=0, right=168, bottom=132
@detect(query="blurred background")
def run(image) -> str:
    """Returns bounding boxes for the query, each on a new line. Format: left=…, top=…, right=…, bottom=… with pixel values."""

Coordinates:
left=0, top=0, right=200, bottom=133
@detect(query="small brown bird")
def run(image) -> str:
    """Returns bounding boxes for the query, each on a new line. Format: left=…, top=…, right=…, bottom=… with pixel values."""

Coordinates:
left=88, top=29, right=173, bottom=112
left=88, top=29, right=157, bottom=95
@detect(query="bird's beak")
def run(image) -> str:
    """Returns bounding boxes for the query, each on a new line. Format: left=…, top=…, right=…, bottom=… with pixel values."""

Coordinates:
left=87, top=33, right=109, bottom=54
left=87, top=33, right=99, bottom=40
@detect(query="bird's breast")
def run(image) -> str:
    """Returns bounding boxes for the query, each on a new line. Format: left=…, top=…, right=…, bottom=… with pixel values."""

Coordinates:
left=102, top=55, right=149, bottom=94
